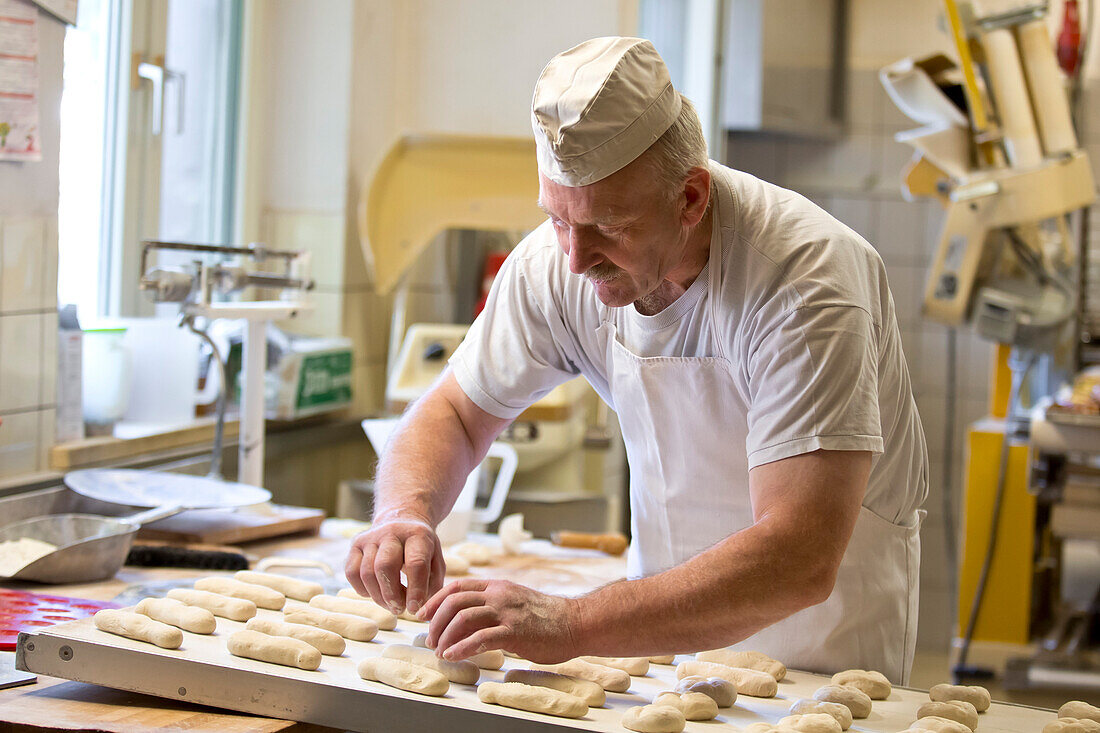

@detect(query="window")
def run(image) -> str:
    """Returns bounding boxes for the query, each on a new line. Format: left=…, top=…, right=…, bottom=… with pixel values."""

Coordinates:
left=58, top=0, right=242, bottom=320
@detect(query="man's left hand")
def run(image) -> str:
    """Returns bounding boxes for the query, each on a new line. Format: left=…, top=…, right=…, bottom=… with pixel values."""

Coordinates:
left=418, top=578, right=580, bottom=664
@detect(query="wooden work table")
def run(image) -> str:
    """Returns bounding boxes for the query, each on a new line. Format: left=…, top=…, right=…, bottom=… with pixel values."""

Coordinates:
left=0, top=523, right=628, bottom=733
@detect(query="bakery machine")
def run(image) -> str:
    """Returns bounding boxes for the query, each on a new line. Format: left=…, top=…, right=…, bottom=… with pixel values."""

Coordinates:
left=880, top=0, right=1099, bottom=690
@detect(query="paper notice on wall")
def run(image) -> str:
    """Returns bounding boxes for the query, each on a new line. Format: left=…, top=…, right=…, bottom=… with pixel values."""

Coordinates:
left=0, top=0, right=41, bottom=162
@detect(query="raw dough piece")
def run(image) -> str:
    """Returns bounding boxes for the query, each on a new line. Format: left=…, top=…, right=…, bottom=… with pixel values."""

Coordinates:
left=134, top=597, right=216, bottom=634
left=227, top=629, right=320, bottom=670
left=916, top=700, right=978, bottom=730
left=778, top=713, right=843, bottom=733
left=580, top=655, right=649, bottom=676
left=410, top=632, right=504, bottom=669
left=382, top=644, right=479, bottom=684
left=648, top=655, right=676, bottom=665
left=830, top=669, right=891, bottom=699
left=336, top=588, right=424, bottom=623
left=695, top=648, right=786, bottom=681
left=743, top=726, right=789, bottom=733
left=652, top=691, right=718, bottom=721
left=309, top=594, right=397, bottom=630
left=234, top=570, right=323, bottom=602
left=530, top=659, right=631, bottom=692
left=789, top=698, right=853, bottom=730
left=166, top=588, right=257, bottom=621
left=498, top=513, right=533, bottom=555
left=357, top=656, right=448, bottom=696
left=194, top=577, right=285, bottom=610
left=93, top=609, right=182, bottom=649
left=245, top=617, right=345, bottom=655
left=673, top=675, right=737, bottom=707
left=812, top=685, right=872, bottom=719
left=621, top=704, right=686, bottom=733
left=676, top=660, right=777, bottom=697
left=1061, top=702, right=1100, bottom=723
left=443, top=551, right=470, bottom=575
left=929, top=683, right=991, bottom=712
left=503, top=668, right=606, bottom=707
left=909, top=716, right=973, bottom=733
left=1044, top=720, right=1100, bottom=733
left=477, top=681, right=587, bottom=719
left=284, top=608, right=378, bottom=641
left=449, top=541, right=493, bottom=565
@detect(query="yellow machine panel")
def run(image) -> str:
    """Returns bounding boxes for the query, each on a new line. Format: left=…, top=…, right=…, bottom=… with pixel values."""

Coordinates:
left=957, top=421, right=1035, bottom=644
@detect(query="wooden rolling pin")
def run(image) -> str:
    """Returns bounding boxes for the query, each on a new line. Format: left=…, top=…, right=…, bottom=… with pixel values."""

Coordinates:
left=550, top=531, right=628, bottom=556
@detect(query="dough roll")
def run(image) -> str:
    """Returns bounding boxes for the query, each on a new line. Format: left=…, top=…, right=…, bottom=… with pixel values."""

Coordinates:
left=134, top=597, right=216, bottom=634
left=235, top=570, right=323, bottom=602
left=476, top=681, right=588, bottom=719
left=579, top=655, right=649, bottom=676
left=309, top=594, right=397, bottom=630
left=929, top=683, right=990, bottom=712
left=529, top=658, right=630, bottom=692
left=411, top=631, right=504, bottom=669
left=93, top=609, right=183, bottom=649
left=227, top=629, right=321, bottom=670
left=653, top=691, right=718, bottom=721
left=504, top=668, right=606, bottom=707
left=166, top=588, right=257, bottom=621
left=831, top=669, right=891, bottom=699
left=245, top=616, right=345, bottom=655
left=284, top=608, right=378, bottom=642
left=695, top=648, right=786, bottom=681
left=382, top=643, right=479, bottom=684
left=357, top=656, right=449, bottom=696
left=622, top=703, right=686, bottom=733
left=676, top=660, right=777, bottom=697
left=194, top=577, right=285, bottom=610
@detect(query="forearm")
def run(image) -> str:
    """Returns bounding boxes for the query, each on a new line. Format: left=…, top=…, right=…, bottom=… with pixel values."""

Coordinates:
left=373, top=372, right=510, bottom=527
left=374, top=398, right=482, bottom=527
left=571, top=517, right=838, bottom=656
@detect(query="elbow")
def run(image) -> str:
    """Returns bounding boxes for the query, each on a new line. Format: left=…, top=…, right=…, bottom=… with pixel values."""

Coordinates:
left=795, top=556, right=841, bottom=609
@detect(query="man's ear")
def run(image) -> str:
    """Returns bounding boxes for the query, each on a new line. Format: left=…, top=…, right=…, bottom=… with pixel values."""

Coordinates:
left=680, top=166, right=711, bottom=227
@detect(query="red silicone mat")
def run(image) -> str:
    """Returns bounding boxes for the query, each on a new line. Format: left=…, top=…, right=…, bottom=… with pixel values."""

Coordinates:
left=0, top=588, right=118, bottom=651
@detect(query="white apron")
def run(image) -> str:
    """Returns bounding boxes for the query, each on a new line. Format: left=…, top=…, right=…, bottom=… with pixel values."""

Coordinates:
left=602, top=179, right=923, bottom=684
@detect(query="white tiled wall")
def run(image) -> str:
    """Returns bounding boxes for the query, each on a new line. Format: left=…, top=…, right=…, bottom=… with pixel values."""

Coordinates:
left=0, top=215, right=58, bottom=480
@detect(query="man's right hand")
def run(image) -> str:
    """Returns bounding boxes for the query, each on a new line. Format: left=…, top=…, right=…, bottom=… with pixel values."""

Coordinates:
left=344, top=515, right=446, bottom=615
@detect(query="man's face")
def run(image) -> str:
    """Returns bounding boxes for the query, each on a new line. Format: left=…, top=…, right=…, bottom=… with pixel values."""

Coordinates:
left=538, top=157, right=689, bottom=308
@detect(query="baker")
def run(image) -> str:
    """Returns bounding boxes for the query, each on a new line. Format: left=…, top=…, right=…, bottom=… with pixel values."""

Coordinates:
left=345, top=37, right=928, bottom=683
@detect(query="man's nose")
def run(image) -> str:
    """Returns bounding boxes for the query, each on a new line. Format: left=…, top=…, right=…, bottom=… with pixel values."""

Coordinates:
left=565, top=227, right=599, bottom=275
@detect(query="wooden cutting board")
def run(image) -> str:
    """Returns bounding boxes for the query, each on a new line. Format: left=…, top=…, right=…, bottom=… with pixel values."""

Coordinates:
left=136, top=504, right=325, bottom=545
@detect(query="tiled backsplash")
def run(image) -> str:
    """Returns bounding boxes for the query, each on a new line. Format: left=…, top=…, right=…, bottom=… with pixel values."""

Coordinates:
left=0, top=215, right=59, bottom=481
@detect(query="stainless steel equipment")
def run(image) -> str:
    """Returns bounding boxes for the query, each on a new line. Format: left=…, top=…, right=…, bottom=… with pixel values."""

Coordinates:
left=0, top=469, right=271, bottom=583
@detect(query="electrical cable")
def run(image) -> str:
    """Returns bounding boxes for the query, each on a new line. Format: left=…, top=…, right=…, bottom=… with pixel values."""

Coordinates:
left=183, top=315, right=228, bottom=480
left=953, top=349, right=1039, bottom=682
left=943, top=327, right=959, bottom=593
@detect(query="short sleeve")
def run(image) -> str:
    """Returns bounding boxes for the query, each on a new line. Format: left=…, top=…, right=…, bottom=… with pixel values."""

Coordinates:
left=449, top=249, right=578, bottom=420
left=744, top=304, right=884, bottom=467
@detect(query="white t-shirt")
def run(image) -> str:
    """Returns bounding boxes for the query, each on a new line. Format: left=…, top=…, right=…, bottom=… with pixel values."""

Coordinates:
left=451, top=162, right=927, bottom=524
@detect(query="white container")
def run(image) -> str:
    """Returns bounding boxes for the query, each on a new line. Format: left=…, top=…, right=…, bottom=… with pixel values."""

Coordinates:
left=117, top=318, right=200, bottom=431
left=361, top=418, right=517, bottom=546
left=81, top=327, right=129, bottom=435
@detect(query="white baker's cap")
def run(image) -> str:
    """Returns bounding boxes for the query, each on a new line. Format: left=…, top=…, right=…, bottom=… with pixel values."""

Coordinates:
left=532, top=37, right=682, bottom=187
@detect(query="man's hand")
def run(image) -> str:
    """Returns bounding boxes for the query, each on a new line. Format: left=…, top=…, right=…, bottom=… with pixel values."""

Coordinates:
left=344, top=516, right=445, bottom=614
left=418, top=578, right=580, bottom=664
